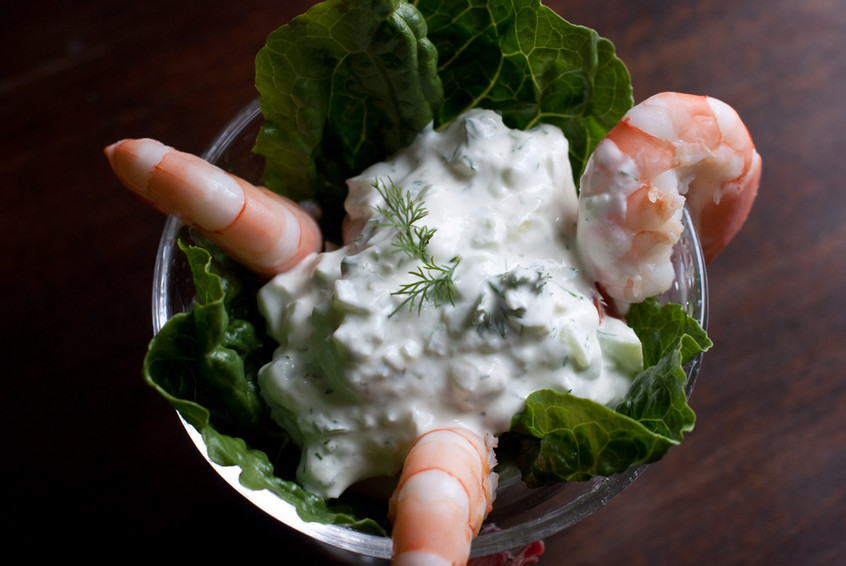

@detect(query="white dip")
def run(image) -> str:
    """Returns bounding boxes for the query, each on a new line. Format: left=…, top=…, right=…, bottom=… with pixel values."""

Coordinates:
left=257, top=109, right=643, bottom=499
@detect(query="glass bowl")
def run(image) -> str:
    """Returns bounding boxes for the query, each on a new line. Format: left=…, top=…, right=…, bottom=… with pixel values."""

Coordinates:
left=152, top=98, right=709, bottom=562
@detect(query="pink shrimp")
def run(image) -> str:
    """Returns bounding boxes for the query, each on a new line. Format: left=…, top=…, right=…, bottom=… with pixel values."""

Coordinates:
left=104, top=138, right=322, bottom=277
left=388, top=427, right=498, bottom=566
left=577, top=92, right=761, bottom=303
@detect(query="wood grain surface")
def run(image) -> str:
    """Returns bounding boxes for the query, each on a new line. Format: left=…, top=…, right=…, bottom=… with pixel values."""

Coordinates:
left=3, top=1, right=843, bottom=563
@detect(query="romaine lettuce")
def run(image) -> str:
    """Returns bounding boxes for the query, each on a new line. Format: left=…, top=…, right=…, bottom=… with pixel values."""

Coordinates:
left=254, top=0, right=443, bottom=238
left=143, top=232, right=271, bottom=433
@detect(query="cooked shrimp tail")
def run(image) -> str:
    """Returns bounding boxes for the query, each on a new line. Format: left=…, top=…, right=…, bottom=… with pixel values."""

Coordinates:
left=388, top=427, right=498, bottom=566
left=104, top=138, right=322, bottom=276
left=577, top=92, right=761, bottom=303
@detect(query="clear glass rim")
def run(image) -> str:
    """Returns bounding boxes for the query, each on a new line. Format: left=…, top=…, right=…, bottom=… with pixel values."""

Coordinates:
left=151, top=98, right=710, bottom=560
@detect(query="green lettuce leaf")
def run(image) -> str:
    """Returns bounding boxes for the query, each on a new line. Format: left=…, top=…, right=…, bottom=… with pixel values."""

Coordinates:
left=500, top=300, right=710, bottom=487
left=201, top=426, right=385, bottom=534
left=143, top=232, right=271, bottom=432
left=416, top=0, right=632, bottom=182
left=254, top=0, right=443, bottom=237
left=626, top=297, right=713, bottom=368
left=143, top=229, right=385, bottom=534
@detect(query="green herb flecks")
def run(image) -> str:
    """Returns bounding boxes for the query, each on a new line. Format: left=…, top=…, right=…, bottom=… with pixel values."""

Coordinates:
left=372, top=178, right=460, bottom=315
left=476, top=267, right=550, bottom=337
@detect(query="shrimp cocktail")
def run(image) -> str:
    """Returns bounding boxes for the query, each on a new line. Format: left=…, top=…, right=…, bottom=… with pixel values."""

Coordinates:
left=106, top=1, right=760, bottom=564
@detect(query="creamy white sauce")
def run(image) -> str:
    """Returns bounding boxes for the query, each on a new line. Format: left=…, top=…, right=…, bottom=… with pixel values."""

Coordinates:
left=257, top=109, right=643, bottom=499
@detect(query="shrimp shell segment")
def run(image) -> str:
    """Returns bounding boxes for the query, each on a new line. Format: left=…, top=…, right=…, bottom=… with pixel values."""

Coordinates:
left=388, top=427, right=498, bottom=566
left=105, top=138, right=322, bottom=277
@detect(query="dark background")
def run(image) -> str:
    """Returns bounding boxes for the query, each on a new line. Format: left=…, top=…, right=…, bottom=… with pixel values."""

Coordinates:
left=4, top=1, right=844, bottom=563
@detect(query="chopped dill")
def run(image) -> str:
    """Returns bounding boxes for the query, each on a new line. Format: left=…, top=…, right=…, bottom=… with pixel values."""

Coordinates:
left=475, top=267, right=549, bottom=337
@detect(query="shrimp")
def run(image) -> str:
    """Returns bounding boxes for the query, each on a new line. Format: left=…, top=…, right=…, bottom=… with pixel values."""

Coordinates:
left=577, top=92, right=761, bottom=304
left=104, top=138, right=322, bottom=277
left=388, top=427, right=498, bottom=566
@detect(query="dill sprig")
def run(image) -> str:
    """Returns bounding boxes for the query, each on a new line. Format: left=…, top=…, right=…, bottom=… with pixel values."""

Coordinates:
left=372, top=178, right=460, bottom=315
left=392, top=257, right=460, bottom=315
left=373, top=179, right=433, bottom=261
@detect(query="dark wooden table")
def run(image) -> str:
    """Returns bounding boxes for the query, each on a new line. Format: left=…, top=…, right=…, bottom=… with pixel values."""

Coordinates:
left=4, top=1, right=844, bottom=563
